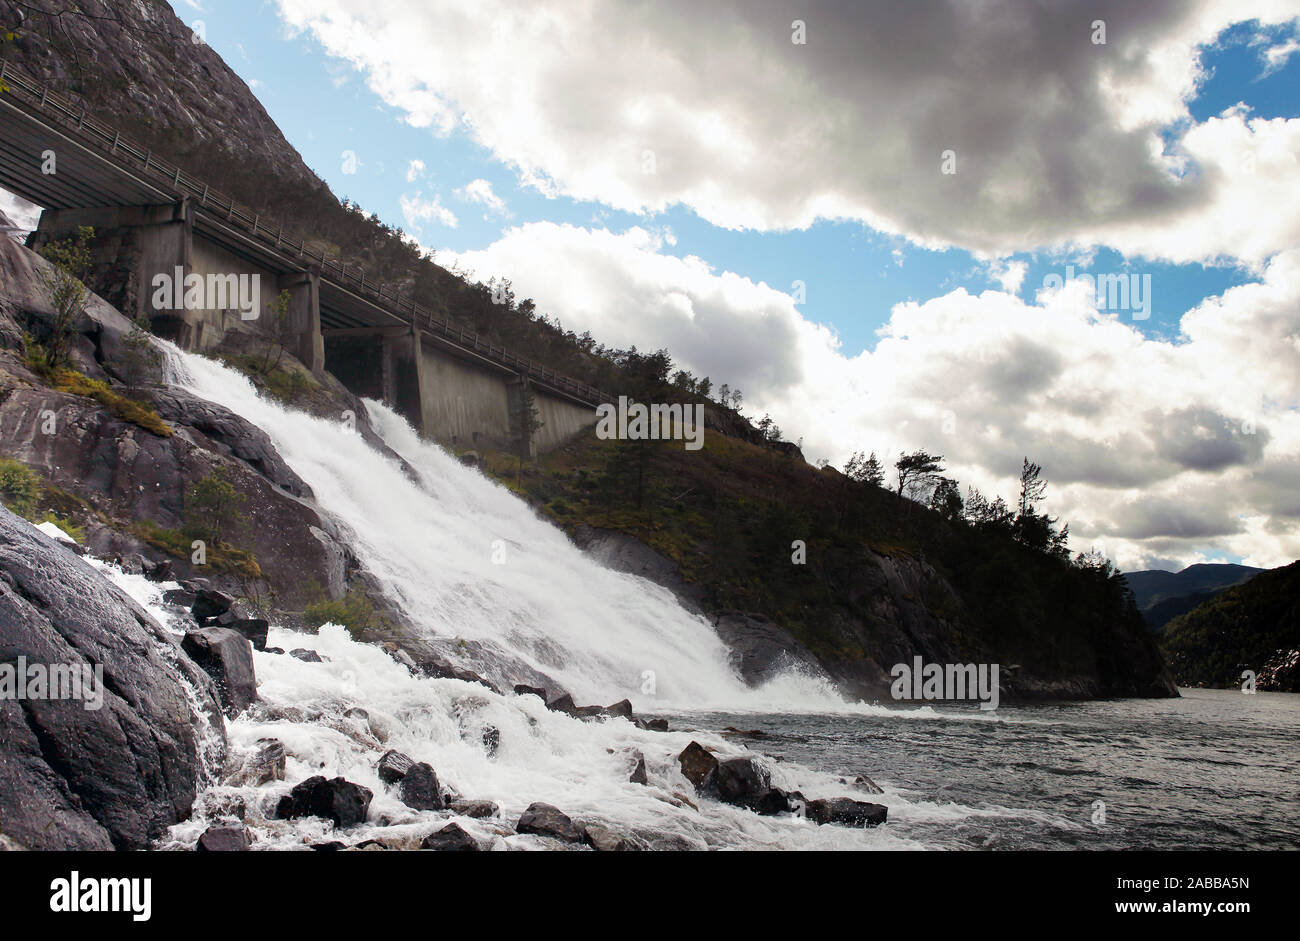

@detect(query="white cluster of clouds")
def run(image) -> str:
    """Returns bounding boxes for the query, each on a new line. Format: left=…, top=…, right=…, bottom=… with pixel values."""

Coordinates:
left=272, top=1, right=1300, bottom=568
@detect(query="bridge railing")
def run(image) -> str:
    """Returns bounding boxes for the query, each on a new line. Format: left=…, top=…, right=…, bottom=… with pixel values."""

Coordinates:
left=0, top=58, right=610, bottom=406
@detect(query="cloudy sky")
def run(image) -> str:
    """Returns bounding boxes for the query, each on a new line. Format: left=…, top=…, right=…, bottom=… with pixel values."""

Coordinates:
left=8, top=0, right=1299, bottom=572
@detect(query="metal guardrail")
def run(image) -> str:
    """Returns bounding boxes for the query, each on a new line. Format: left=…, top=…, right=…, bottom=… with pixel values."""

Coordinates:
left=0, top=58, right=608, bottom=406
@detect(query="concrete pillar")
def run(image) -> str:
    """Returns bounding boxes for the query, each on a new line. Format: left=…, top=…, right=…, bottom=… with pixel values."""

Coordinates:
left=276, top=266, right=323, bottom=375
left=31, top=199, right=197, bottom=346
left=324, top=325, right=427, bottom=436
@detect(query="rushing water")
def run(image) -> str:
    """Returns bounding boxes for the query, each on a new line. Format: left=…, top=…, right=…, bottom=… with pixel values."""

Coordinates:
left=124, top=349, right=1298, bottom=850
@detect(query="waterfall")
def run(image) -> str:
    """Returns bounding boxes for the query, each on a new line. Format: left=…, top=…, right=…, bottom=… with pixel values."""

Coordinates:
left=165, top=346, right=842, bottom=713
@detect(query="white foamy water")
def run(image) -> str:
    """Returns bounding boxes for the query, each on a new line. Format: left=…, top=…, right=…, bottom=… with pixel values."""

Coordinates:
left=133, top=347, right=1037, bottom=849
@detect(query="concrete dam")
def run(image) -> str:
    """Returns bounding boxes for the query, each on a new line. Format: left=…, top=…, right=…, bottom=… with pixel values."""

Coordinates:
left=0, top=58, right=599, bottom=456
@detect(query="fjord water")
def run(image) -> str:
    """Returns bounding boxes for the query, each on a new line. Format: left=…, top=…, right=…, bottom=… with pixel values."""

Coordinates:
left=151, top=348, right=1298, bottom=849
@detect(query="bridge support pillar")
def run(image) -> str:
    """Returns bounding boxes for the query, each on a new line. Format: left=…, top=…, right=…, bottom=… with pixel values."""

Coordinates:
left=276, top=267, right=323, bottom=375
left=323, top=325, right=428, bottom=436
left=31, top=199, right=200, bottom=347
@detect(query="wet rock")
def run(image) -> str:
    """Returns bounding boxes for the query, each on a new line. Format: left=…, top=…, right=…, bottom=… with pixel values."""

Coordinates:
left=481, top=726, right=500, bottom=757
left=806, top=797, right=888, bottom=828
left=750, top=788, right=797, bottom=816
left=604, top=699, right=634, bottom=720
left=145, top=559, right=174, bottom=583
left=377, top=750, right=414, bottom=785
left=289, top=648, right=323, bottom=663
left=162, top=588, right=197, bottom=608
left=583, top=823, right=634, bottom=852
left=715, top=755, right=770, bottom=806
left=516, top=802, right=582, bottom=843
left=854, top=774, right=885, bottom=794
left=678, top=741, right=719, bottom=792
left=422, top=822, right=480, bottom=851
left=218, top=617, right=269, bottom=651
left=629, top=750, right=648, bottom=785
left=196, top=824, right=251, bottom=852
left=182, top=628, right=258, bottom=715
left=275, top=776, right=373, bottom=828
left=191, top=588, right=236, bottom=622
left=513, top=684, right=549, bottom=700
left=545, top=692, right=579, bottom=716
left=344, top=707, right=369, bottom=721
left=0, top=506, right=226, bottom=851
left=265, top=647, right=285, bottom=655
left=399, top=762, right=443, bottom=811
left=449, top=799, right=499, bottom=819
left=636, top=717, right=670, bottom=732
left=223, top=738, right=286, bottom=786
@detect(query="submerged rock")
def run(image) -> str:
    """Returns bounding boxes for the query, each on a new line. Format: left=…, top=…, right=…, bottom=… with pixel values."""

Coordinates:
left=449, top=799, right=499, bottom=819
left=805, top=797, right=888, bottom=828
left=629, top=750, right=648, bottom=785
left=276, top=776, right=373, bottom=828
left=223, top=738, right=286, bottom=787
left=583, top=823, right=635, bottom=852
left=516, top=802, right=583, bottom=843
left=289, top=648, right=324, bottom=663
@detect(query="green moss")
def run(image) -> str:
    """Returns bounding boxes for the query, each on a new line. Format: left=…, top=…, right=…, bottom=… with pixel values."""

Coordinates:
left=216, top=353, right=317, bottom=406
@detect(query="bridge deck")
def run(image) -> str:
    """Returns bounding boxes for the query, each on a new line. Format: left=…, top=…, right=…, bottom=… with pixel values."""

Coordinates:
left=0, top=58, right=605, bottom=408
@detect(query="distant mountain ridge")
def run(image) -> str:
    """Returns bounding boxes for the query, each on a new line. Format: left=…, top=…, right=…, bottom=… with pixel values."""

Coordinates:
left=1123, top=563, right=1264, bottom=630
left=1159, top=561, right=1300, bottom=692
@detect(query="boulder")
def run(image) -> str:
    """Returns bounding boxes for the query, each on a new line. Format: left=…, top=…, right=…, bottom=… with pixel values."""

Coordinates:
left=604, top=699, right=634, bottom=720
left=399, top=762, right=443, bottom=811
left=275, top=776, right=373, bottom=828
left=677, top=741, right=719, bottom=792
left=218, top=617, right=269, bottom=651
left=715, top=755, right=770, bottom=806
left=516, top=802, right=583, bottom=843
left=289, top=648, right=323, bottom=663
left=0, top=505, right=226, bottom=850
left=583, top=823, right=634, bottom=852
left=145, top=559, right=174, bottom=583
left=449, top=799, right=499, bottom=819
left=191, top=588, right=236, bottom=622
left=162, top=588, right=197, bottom=608
left=636, top=717, right=670, bottom=732
left=421, top=823, right=480, bottom=851
left=545, top=692, right=578, bottom=716
left=377, top=750, right=414, bottom=785
left=196, top=824, right=251, bottom=852
left=806, top=797, right=888, bottom=828
left=181, top=628, right=258, bottom=715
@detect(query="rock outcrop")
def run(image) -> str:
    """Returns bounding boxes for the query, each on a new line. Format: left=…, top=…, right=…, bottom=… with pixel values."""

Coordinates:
left=0, top=504, right=225, bottom=850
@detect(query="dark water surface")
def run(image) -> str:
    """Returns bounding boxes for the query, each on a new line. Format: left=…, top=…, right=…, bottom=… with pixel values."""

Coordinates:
left=679, top=689, right=1300, bottom=849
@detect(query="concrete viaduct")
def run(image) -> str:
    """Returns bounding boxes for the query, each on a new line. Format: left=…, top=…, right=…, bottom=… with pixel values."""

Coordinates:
left=0, top=58, right=600, bottom=456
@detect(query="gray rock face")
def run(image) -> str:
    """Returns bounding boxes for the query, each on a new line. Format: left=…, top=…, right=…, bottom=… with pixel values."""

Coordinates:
left=146, top=389, right=312, bottom=498
left=713, top=613, right=828, bottom=686
left=181, top=628, right=258, bottom=716
left=0, top=505, right=226, bottom=850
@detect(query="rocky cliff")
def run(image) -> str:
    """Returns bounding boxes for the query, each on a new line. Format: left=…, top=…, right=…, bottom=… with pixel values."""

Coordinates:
left=0, top=503, right=225, bottom=849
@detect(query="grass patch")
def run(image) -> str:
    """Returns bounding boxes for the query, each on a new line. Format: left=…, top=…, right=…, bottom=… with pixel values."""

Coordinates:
left=27, top=361, right=173, bottom=436
left=133, top=519, right=261, bottom=577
